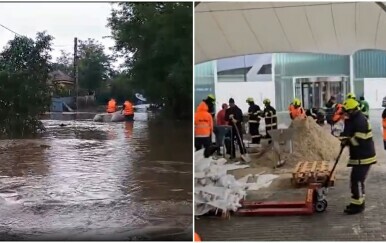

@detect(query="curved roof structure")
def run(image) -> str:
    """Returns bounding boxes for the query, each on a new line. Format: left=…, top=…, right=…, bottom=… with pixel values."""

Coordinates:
left=195, top=2, right=386, bottom=64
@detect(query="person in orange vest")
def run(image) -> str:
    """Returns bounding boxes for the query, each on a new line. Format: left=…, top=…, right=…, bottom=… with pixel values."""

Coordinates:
left=122, top=100, right=135, bottom=121
left=195, top=100, right=213, bottom=151
left=288, top=98, right=306, bottom=120
left=332, top=103, right=345, bottom=122
left=106, top=98, right=117, bottom=113
left=194, top=232, right=201, bottom=241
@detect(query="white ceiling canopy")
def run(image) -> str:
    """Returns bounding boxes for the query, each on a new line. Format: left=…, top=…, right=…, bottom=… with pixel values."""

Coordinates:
left=195, top=2, right=386, bottom=64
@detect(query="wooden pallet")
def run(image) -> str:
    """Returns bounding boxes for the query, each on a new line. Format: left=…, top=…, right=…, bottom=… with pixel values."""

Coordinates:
left=291, top=161, right=336, bottom=187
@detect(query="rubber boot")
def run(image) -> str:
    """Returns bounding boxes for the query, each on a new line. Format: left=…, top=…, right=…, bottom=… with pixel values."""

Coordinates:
left=344, top=203, right=365, bottom=214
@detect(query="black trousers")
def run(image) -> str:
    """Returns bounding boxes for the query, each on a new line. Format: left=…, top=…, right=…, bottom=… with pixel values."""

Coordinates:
left=249, top=122, right=261, bottom=144
left=350, top=165, right=371, bottom=201
left=225, top=125, right=246, bottom=157
left=195, top=137, right=211, bottom=151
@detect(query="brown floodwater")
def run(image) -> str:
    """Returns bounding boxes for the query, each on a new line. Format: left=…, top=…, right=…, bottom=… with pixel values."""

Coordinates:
left=0, top=112, right=193, bottom=240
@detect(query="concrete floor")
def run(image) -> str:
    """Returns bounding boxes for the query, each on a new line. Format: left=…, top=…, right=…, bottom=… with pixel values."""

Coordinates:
left=195, top=109, right=386, bottom=241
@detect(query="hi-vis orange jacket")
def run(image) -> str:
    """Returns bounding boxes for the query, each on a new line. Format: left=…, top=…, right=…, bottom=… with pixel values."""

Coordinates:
left=107, top=99, right=117, bottom=113
left=288, top=104, right=306, bottom=120
left=194, top=101, right=213, bottom=138
left=123, top=101, right=134, bottom=115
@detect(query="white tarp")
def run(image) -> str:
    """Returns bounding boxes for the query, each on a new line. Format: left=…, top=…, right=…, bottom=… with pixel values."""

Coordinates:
left=195, top=2, right=386, bottom=63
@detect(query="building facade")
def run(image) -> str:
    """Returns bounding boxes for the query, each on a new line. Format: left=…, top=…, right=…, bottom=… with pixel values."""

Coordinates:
left=195, top=50, right=386, bottom=112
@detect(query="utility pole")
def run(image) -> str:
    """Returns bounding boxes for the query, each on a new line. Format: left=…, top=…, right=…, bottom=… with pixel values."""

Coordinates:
left=74, top=37, right=79, bottom=111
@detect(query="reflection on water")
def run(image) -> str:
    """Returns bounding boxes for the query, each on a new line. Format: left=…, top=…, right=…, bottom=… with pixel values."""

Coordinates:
left=0, top=112, right=192, bottom=240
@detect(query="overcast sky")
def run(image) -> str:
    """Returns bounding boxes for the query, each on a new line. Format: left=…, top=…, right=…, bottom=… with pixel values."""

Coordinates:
left=0, top=2, right=124, bottom=68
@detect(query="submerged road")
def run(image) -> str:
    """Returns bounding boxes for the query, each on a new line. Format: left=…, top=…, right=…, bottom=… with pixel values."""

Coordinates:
left=0, top=112, right=193, bottom=240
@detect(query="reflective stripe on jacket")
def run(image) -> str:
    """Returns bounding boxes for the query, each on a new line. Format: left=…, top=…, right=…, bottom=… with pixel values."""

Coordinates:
left=341, top=111, right=376, bottom=166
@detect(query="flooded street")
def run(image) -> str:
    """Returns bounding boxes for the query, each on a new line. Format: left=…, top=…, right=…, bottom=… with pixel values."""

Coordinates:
left=0, top=112, right=192, bottom=240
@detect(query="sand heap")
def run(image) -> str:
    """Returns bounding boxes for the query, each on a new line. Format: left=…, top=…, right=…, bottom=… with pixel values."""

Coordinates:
left=252, top=117, right=342, bottom=168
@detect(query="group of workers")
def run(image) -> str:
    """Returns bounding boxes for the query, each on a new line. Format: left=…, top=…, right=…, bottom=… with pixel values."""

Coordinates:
left=288, top=93, right=377, bottom=215
left=194, top=94, right=277, bottom=159
left=195, top=92, right=384, bottom=215
left=106, top=98, right=135, bottom=121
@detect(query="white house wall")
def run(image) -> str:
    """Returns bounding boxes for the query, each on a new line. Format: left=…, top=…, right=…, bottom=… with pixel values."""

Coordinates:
left=363, top=78, right=386, bottom=109
left=215, top=81, right=276, bottom=114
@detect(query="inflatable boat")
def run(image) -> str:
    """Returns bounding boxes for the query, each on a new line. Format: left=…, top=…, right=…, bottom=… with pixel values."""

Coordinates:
left=93, top=111, right=126, bottom=122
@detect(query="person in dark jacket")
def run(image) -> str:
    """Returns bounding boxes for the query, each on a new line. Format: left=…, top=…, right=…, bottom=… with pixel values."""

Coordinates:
left=262, top=98, right=277, bottom=144
left=340, top=98, right=376, bottom=215
left=246, top=97, right=262, bottom=144
left=225, top=98, right=247, bottom=159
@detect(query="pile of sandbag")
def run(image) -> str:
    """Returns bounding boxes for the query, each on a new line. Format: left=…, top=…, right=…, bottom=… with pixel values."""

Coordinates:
left=194, top=150, right=278, bottom=216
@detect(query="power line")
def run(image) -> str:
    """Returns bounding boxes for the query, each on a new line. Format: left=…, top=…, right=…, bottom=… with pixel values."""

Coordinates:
left=0, top=23, right=23, bottom=37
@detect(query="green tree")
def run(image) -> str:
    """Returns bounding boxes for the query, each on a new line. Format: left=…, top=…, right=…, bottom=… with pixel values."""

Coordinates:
left=77, top=39, right=113, bottom=93
left=108, top=2, right=193, bottom=119
left=0, top=32, right=53, bottom=137
left=52, top=50, right=73, bottom=75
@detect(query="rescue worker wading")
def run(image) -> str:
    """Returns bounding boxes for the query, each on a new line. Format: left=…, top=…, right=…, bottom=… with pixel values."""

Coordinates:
left=262, top=98, right=277, bottom=143
left=246, top=97, right=262, bottom=144
left=106, top=98, right=117, bottom=113
left=122, top=100, right=134, bottom=121
left=340, top=98, right=376, bottom=215
left=194, top=101, right=213, bottom=151
left=288, top=98, right=306, bottom=120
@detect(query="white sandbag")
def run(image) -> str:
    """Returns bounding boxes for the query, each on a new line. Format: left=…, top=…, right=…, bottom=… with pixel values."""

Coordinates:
left=195, top=204, right=216, bottom=216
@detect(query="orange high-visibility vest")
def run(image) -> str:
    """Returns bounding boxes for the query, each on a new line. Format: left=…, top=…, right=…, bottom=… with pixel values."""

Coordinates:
left=383, top=118, right=386, bottom=141
left=288, top=104, right=305, bottom=120
left=194, top=232, right=201, bottom=242
left=123, top=101, right=134, bottom=115
left=195, top=102, right=213, bottom=137
left=107, top=99, right=117, bottom=113
left=332, top=104, right=344, bottom=123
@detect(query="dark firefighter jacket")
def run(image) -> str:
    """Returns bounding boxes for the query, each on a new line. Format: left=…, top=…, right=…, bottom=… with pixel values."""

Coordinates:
left=247, top=103, right=261, bottom=123
left=340, top=111, right=376, bottom=166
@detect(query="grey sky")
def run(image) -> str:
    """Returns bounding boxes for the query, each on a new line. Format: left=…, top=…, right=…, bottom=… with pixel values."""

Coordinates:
left=0, top=2, right=124, bottom=68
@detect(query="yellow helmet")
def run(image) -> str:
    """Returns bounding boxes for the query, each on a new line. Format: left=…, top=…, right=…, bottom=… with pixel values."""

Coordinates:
left=343, top=98, right=359, bottom=111
left=263, top=98, right=271, bottom=105
left=246, top=97, right=254, bottom=103
left=346, top=92, right=356, bottom=100
left=207, top=94, right=215, bottom=101
left=293, top=98, right=301, bottom=106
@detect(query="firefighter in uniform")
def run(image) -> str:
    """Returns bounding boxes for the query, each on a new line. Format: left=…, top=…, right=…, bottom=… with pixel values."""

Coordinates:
left=262, top=98, right=277, bottom=144
left=340, top=98, right=376, bottom=214
left=246, top=97, right=262, bottom=144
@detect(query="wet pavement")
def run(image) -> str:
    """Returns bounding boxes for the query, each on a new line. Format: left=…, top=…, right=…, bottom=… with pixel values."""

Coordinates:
left=196, top=109, right=386, bottom=241
left=0, top=112, right=192, bottom=240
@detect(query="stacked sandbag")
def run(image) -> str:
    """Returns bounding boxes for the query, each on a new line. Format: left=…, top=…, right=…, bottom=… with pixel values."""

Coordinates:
left=194, top=149, right=250, bottom=216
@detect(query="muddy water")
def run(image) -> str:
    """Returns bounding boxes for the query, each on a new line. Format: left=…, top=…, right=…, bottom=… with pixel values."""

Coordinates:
left=0, top=112, right=192, bottom=240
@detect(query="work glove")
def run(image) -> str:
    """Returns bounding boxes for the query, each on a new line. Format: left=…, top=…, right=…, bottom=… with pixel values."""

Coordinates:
left=339, top=137, right=350, bottom=147
left=232, top=118, right=238, bottom=124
